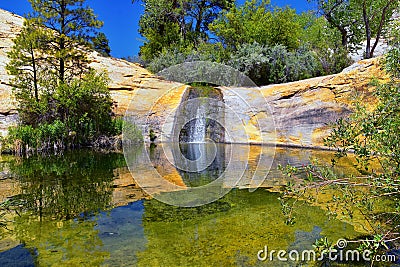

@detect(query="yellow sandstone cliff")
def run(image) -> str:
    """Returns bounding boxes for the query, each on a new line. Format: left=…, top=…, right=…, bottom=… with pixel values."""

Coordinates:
left=0, top=8, right=389, bottom=148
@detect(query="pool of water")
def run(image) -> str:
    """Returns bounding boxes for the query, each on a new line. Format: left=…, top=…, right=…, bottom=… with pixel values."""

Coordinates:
left=0, top=144, right=369, bottom=266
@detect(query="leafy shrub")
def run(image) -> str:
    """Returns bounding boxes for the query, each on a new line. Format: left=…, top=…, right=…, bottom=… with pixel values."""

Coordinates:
left=122, top=121, right=143, bottom=144
left=325, top=40, right=400, bottom=175
left=54, top=71, right=113, bottom=144
left=4, top=71, right=117, bottom=154
left=228, top=43, right=321, bottom=85
left=278, top=36, right=400, bottom=258
left=385, top=47, right=400, bottom=79
left=110, top=117, right=124, bottom=136
left=147, top=43, right=227, bottom=73
left=6, top=120, right=68, bottom=153
left=8, top=125, right=37, bottom=149
left=298, top=15, right=353, bottom=75
left=147, top=47, right=189, bottom=73
left=308, top=43, right=352, bottom=75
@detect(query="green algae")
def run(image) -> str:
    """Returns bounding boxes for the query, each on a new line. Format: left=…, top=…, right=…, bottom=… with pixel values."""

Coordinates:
left=136, top=189, right=362, bottom=267
left=0, top=147, right=382, bottom=266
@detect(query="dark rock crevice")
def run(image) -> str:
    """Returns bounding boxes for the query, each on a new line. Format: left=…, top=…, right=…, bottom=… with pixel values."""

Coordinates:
left=174, top=86, right=225, bottom=143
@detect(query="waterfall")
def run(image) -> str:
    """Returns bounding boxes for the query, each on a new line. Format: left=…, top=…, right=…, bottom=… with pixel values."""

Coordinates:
left=189, top=107, right=206, bottom=143
left=175, top=86, right=224, bottom=144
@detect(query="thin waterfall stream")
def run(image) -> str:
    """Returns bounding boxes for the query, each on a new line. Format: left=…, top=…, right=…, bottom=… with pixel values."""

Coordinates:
left=175, top=85, right=225, bottom=144
left=189, top=107, right=206, bottom=143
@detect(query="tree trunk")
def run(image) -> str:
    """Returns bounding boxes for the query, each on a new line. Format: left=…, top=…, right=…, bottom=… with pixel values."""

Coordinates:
left=30, top=43, right=39, bottom=102
left=59, top=0, right=66, bottom=83
left=324, top=13, right=348, bottom=48
left=195, top=0, right=206, bottom=35
left=340, top=27, right=348, bottom=48
left=180, top=3, right=186, bottom=41
left=370, top=0, right=395, bottom=59
left=362, top=0, right=372, bottom=59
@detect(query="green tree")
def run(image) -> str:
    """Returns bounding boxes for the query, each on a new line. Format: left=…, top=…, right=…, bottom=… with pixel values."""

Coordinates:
left=311, top=0, right=399, bottom=59
left=6, top=0, right=117, bottom=151
left=28, top=0, right=103, bottom=83
left=91, top=32, right=111, bottom=57
left=187, top=0, right=234, bottom=41
left=267, top=7, right=302, bottom=50
left=298, top=12, right=352, bottom=74
left=138, top=0, right=183, bottom=60
left=209, top=0, right=302, bottom=50
left=137, top=0, right=233, bottom=60
left=7, top=20, right=45, bottom=103
left=309, top=0, right=360, bottom=49
left=6, top=20, right=52, bottom=126
left=209, top=0, right=272, bottom=50
left=358, top=0, right=399, bottom=59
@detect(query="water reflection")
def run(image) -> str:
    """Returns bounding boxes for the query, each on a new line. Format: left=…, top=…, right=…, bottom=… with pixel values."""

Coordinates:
left=7, top=151, right=126, bottom=220
left=0, top=151, right=127, bottom=265
left=128, top=143, right=360, bottom=194
left=136, top=190, right=360, bottom=266
left=0, top=244, right=35, bottom=267
left=0, top=145, right=365, bottom=266
left=94, top=201, right=146, bottom=266
left=177, top=143, right=227, bottom=187
left=14, top=214, right=108, bottom=266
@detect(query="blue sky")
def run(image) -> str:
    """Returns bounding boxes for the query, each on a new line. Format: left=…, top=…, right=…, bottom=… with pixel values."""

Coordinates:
left=0, top=0, right=316, bottom=58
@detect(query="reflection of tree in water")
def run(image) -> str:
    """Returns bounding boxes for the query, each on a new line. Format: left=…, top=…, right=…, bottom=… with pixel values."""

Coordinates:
left=13, top=215, right=110, bottom=266
left=142, top=198, right=232, bottom=222
left=3, top=151, right=127, bottom=265
left=8, top=150, right=126, bottom=220
left=137, top=190, right=363, bottom=267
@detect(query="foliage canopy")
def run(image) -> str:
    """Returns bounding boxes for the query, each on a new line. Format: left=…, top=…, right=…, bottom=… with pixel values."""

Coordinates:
left=5, top=0, right=118, bottom=153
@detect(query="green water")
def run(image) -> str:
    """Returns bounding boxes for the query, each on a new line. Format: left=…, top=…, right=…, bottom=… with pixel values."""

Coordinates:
left=0, top=145, right=372, bottom=266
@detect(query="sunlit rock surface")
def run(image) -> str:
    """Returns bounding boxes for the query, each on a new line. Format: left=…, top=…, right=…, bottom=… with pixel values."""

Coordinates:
left=0, top=8, right=389, bottom=148
left=0, top=9, right=22, bottom=136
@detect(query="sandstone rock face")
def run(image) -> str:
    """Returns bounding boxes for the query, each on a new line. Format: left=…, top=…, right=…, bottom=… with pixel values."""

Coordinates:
left=0, top=8, right=389, bottom=148
left=179, top=57, right=385, bottom=148
left=257, top=58, right=387, bottom=147
left=0, top=9, right=23, bottom=136
left=0, top=8, right=177, bottom=138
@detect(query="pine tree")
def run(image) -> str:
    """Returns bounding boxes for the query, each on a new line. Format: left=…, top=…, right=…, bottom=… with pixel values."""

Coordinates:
left=91, top=32, right=111, bottom=57
left=6, top=20, right=51, bottom=125
left=28, top=0, right=103, bottom=84
left=6, top=0, right=115, bottom=146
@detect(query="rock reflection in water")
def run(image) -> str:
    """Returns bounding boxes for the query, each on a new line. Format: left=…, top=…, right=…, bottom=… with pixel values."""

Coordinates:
left=0, top=146, right=365, bottom=266
left=176, top=143, right=227, bottom=187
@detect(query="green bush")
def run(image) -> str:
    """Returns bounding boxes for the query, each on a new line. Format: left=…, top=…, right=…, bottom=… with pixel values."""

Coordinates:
left=122, top=122, right=143, bottom=144
left=228, top=43, right=321, bottom=85
left=5, top=71, right=116, bottom=153
left=385, top=47, right=400, bottom=79
left=278, top=37, right=400, bottom=257
left=54, top=71, right=113, bottom=144
left=8, top=125, right=37, bottom=149
left=110, top=117, right=124, bottom=136
left=147, top=43, right=228, bottom=73
left=325, top=34, right=400, bottom=175
left=6, top=120, right=68, bottom=153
